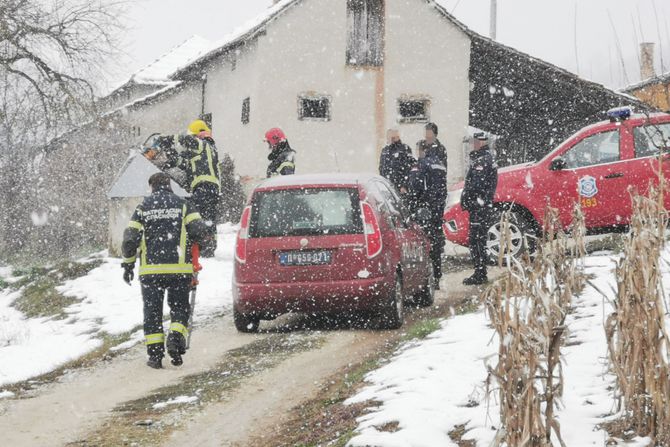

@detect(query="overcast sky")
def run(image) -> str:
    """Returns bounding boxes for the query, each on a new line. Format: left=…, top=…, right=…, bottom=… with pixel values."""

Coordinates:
left=110, top=0, right=670, bottom=91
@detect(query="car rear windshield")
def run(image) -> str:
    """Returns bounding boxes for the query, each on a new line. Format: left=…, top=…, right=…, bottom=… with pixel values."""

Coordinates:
left=249, top=188, right=363, bottom=238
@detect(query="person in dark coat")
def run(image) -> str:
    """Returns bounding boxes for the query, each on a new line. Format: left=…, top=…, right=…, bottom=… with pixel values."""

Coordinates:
left=265, top=128, right=296, bottom=177
left=121, top=173, right=209, bottom=369
left=461, top=132, right=498, bottom=285
left=379, top=129, right=415, bottom=195
left=408, top=137, right=448, bottom=289
left=416, top=122, right=448, bottom=168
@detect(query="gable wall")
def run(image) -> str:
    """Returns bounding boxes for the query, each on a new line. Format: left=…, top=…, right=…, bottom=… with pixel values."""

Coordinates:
left=206, top=0, right=471, bottom=185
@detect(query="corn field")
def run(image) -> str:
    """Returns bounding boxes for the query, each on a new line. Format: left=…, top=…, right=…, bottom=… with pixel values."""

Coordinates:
left=605, top=184, right=670, bottom=444
left=484, top=205, right=586, bottom=447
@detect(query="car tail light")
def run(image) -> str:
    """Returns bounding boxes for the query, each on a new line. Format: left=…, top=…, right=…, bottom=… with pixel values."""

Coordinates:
left=235, top=206, right=251, bottom=263
left=361, top=202, right=382, bottom=258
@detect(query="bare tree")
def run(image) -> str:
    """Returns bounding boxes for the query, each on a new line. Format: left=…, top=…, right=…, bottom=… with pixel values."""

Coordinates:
left=0, top=0, right=126, bottom=260
left=0, top=0, right=125, bottom=141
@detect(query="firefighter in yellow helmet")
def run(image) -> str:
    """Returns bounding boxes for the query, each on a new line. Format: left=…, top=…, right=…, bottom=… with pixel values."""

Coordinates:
left=153, top=120, right=222, bottom=257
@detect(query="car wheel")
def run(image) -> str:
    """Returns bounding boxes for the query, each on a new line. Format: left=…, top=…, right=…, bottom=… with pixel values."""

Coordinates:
left=486, top=210, right=537, bottom=263
left=414, top=264, right=435, bottom=308
left=378, top=274, right=404, bottom=330
left=233, top=307, right=260, bottom=333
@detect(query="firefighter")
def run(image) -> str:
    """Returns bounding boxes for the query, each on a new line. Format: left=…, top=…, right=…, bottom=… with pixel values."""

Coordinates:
left=121, top=173, right=209, bottom=369
left=265, top=128, right=296, bottom=177
left=409, top=137, right=448, bottom=289
left=379, top=128, right=415, bottom=195
left=462, top=132, right=498, bottom=286
left=154, top=120, right=221, bottom=257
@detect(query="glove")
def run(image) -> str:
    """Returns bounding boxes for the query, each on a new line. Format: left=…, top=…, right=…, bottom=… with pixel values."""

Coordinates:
left=122, top=262, right=134, bottom=285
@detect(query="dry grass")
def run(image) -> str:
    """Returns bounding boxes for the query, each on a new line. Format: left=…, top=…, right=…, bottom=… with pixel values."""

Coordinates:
left=483, top=205, right=586, bottom=447
left=604, top=184, right=670, bottom=444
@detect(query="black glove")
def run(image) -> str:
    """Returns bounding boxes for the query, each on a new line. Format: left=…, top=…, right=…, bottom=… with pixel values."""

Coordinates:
left=122, top=263, right=134, bottom=285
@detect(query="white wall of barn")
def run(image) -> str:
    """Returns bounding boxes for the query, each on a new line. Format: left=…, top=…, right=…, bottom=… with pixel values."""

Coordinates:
left=206, top=0, right=471, bottom=186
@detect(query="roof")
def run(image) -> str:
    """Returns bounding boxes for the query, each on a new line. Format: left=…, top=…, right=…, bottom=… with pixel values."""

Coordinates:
left=256, top=173, right=380, bottom=190
left=623, top=72, right=670, bottom=93
left=107, top=153, right=189, bottom=198
left=172, top=0, right=301, bottom=79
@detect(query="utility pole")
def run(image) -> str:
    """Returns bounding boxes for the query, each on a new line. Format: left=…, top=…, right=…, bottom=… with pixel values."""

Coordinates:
left=490, top=0, right=498, bottom=40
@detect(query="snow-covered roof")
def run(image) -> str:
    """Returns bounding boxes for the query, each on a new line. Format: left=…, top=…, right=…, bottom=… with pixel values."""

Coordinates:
left=130, top=35, right=216, bottom=85
left=108, top=153, right=188, bottom=198
left=623, top=72, right=670, bottom=93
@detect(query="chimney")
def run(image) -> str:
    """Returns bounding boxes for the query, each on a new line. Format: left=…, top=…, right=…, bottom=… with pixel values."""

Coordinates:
left=640, top=42, right=656, bottom=80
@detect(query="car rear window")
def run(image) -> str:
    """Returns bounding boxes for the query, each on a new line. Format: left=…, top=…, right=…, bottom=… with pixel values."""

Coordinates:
left=250, top=188, right=363, bottom=238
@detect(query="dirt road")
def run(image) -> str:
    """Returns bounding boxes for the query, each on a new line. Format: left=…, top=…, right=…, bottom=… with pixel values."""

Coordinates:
left=0, top=268, right=485, bottom=447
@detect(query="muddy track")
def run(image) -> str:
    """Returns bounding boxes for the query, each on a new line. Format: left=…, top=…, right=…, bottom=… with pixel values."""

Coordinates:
left=0, top=268, right=489, bottom=447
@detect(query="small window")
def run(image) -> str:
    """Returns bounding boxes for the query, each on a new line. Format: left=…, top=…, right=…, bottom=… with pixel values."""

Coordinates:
left=346, top=0, right=384, bottom=67
left=563, top=130, right=620, bottom=169
left=241, top=97, right=250, bottom=125
left=398, top=99, right=430, bottom=123
left=299, top=95, right=331, bottom=121
left=634, top=123, right=670, bottom=158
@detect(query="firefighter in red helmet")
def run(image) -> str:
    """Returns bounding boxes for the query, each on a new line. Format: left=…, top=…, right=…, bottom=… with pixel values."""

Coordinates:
left=265, top=128, right=296, bottom=177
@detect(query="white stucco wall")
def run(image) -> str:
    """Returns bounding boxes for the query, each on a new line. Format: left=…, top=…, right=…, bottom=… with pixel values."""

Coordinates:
left=207, top=0, right=471, bottom=185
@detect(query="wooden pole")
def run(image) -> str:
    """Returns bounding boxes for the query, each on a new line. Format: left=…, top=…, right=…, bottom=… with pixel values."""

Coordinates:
left=490, top=0, right=498, bottom=40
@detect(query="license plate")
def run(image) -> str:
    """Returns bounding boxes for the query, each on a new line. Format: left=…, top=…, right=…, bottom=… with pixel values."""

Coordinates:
left=279, top=250, right=332, bottom=266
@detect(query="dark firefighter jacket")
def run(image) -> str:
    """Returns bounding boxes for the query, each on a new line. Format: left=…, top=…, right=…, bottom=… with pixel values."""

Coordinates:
left=122, top=189, right=209, bottom=276
left=416, top=139, right=448, bottom=168
left=267, top=142, right=296, bottom=177
left=379, top=141, right=415, bottom=192
left=157, top=135, right=222, bottom=192
left=409, top=146, right=448, bottom=214
left=461, top=146, right=498, bottom=212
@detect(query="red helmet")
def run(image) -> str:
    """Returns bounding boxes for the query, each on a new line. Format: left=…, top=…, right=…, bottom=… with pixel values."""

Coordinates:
left=264, top=128, right=286, bottom=146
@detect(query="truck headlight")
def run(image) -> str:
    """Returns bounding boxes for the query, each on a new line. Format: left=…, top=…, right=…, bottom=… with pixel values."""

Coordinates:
left=446, top=189, right=463, bottom=209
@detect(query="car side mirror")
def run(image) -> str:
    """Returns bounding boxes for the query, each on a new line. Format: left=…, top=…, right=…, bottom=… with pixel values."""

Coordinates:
left=550, top=157, right=567, bottom=171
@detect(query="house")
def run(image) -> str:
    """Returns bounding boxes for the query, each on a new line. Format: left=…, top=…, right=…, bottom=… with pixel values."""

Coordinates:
left=621, top=42, right=669, bottom=112
left=37, top=0, right=640, bottom=258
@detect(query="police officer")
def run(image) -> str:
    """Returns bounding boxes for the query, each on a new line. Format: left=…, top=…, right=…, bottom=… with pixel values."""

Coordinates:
left=416, top=122, right=447, bottom=167
left=462, top=132, right=498, bottom=286
left=409, top=136, right=448, bottom=289
left=265, top=128, right=296, bottom=177
left=379, top=129, right=415, bottom=195
left=122, top=173, right=209, bottom=369
left=154, top=120, right=222, bottom=257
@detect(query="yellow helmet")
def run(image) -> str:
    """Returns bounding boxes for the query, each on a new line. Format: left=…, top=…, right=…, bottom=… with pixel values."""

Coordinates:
left=187, top=119, right=211, bottom=135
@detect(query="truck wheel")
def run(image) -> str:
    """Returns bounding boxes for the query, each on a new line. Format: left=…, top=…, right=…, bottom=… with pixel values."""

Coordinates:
left=378, top=274, right=404, bottom=330
left=414, top=265, right=435, bottom=308
left=233, top=307, right=260, bottom=333
left=486, top=210, right=537, bottom=263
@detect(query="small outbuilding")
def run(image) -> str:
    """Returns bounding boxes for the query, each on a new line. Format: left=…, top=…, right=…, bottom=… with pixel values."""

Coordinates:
left=107, top=153, right=188, bottom=256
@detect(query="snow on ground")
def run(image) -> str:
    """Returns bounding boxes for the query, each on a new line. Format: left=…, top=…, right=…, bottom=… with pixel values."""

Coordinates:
left=346, top=254, right=654, bottom=447
left=0, top=224, right=237, bottom=388
left=152, top=394, right=199, bottom=410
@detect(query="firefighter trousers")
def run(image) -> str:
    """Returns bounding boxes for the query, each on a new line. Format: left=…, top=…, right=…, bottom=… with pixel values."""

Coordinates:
left=190, top=183, right=220, bottom=257
left=141, top=275, right=192, bottom=360
left=468, top=209, right=490, bottom=278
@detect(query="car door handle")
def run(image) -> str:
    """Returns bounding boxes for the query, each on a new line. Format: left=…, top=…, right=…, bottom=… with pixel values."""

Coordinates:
left=604, top=173, right=624, bottom=179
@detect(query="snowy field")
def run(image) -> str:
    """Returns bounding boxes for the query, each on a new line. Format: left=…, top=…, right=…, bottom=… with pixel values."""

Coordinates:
left=346, top=253, right=655, bottom=447
left=0, top=224, right=238, bottom=389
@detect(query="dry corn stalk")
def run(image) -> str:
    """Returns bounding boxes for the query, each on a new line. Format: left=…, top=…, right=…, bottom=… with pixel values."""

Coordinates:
left=485, top=205, right=586, bottom=447
left=605, top=184, right=670, bottom=444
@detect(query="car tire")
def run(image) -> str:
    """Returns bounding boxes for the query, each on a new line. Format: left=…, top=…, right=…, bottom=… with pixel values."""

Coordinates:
left=378, top=274, right=404, bottom=330
left=233, top=307, right=260, bottom=333
left=414, top=265, right=435, bottom=308
left=486, top=210, right=537, bottom=264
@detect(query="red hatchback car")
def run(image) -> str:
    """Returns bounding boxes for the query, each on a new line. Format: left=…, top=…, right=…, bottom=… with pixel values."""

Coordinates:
left=444, top=110, right=670, bottom=259
left=232, top=174, right=435, bottom=333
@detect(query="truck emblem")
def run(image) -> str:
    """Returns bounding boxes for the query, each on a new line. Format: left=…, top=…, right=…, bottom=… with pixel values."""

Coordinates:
left=578, top=176, right=598, bottom=198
